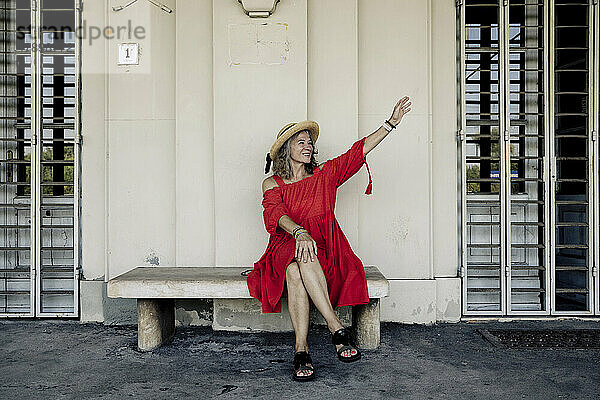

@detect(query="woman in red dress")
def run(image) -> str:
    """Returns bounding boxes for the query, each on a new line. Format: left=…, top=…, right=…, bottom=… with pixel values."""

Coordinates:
left=247, top=96, right=411, bottom=381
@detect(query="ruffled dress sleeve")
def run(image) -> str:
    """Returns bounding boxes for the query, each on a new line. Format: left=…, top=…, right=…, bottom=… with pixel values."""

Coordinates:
left=262, top=187, right=289, bottom=235
left=323, top=136, right=374, bottom=194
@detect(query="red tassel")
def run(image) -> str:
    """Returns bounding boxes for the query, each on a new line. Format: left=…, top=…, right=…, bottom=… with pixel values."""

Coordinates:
left=364, top=159, right=373, bottom=195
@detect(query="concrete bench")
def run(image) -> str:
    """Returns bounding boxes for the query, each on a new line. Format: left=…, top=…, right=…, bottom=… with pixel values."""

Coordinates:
left=107, top=266, right=389, bottom=352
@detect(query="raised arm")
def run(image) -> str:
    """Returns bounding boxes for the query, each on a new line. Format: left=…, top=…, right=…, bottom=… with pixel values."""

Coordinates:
left=363, top=96, right=411, bottom=156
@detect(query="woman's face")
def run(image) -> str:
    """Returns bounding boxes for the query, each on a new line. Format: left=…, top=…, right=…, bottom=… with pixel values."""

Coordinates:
left=289, top=130, right=314, bottom=164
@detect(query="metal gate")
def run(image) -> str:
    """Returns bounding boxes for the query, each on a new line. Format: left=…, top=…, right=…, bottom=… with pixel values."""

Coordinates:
left=458, top=0, right=599, bottom=315
left=0, top=0, right=80, bottom=317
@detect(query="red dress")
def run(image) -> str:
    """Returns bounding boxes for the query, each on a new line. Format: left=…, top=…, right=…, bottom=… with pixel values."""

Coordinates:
left=247, top=137, right=374, bottom=313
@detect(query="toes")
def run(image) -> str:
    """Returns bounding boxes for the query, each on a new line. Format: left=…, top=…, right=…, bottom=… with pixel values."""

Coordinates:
left=296, top=365, right=313, bottom=377
left=340, top=348, right=357, bottom=357
left=336, top=344, right=359, bottom=358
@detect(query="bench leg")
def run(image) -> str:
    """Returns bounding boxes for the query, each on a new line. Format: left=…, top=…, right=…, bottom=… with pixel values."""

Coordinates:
left=352, top=299, right=380, bottom=350
left=137, top=299, right=175, bottom=352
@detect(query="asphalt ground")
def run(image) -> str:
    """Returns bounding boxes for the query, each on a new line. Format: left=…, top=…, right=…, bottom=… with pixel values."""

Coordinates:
left=1, top=319, right=599, bottom=399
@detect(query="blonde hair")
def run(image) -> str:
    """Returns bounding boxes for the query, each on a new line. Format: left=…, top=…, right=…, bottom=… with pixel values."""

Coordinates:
left=272, top=130, right=318, bottom=180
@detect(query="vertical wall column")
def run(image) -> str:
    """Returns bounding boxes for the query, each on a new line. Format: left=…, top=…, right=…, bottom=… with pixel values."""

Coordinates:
left=80, top=0, right=107, bottom=322
left=431, top=0, right=460, bottom=321
left=431, top=0, right=458, bottom=278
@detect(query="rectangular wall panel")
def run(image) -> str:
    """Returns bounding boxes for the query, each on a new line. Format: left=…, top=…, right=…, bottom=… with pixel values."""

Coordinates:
left=357, top=0, right=431, bottom=280
left=175, top=0, right=215, bottom=265
left=307, top=0, right=359, bottom=247
left=106, top=2, right=176, bottom=280
left=213, top=0, right=307, bottom=265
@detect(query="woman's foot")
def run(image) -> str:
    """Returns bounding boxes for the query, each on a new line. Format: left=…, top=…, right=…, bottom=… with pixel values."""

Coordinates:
left=335, top=343, right=359, bottom=359
left=292, top=351, right=314, bottom=381
left=327, top=322, right=360, bottom=360
left=331, top=328, right=361, bottom=362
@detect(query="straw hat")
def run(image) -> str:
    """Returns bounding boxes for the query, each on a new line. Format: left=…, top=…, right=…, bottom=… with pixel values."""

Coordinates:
left=265, top=120, right=319, bottom=173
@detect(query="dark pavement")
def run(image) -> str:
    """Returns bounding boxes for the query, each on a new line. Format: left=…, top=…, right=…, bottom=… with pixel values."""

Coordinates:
left=1, top=319, right=599, bottom=399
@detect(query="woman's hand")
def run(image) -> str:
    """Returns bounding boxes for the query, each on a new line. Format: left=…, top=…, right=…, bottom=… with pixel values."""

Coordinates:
left=295, top=232, right=318, bottom=263
left=388, top=96, right=412, bottom=127
left=363, top=96, right=412, bottom=156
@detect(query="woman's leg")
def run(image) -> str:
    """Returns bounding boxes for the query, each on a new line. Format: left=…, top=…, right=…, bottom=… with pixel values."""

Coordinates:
left=286, top=261, right=310, bottom=351
left=286, top=261, right=312, bottom=378
left=296, top=258, right=357, bottom=357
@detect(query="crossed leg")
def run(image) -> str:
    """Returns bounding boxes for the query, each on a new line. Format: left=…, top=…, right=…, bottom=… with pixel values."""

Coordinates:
left=286, top=261, right=310, bottom=354
left=286, top=258, right=358, bottom=361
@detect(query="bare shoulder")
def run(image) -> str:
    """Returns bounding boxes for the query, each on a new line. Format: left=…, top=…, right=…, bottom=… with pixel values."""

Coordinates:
left=262, top=176, right=279, bottom=194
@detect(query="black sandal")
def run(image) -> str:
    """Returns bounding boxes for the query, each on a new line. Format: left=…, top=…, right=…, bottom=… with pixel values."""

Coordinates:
left=332, top=328, right=361, bottom=363
left=292, top=351, right=315, bottom=381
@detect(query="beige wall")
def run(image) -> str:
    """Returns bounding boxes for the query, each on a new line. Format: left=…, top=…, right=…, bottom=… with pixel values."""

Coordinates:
left=176, top=0, right=215, bottom=265
left=357, top=0, right=433, bottom=281
left=213, top=0, right=308, bottom=265
left=432, top=0, right=459, bottom=279
left=307, top=0, right=360, bottom=246
left=80, top=0, right=106, bottom=281
left=80, top=0, right=460, bottom=324
left=106, top=0, right=176, bottom=279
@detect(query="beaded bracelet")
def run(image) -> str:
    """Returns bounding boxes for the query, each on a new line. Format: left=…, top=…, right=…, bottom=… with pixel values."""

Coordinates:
left=293, top=228, right=308, bottom=240
left=294, top=230, right=307, bottom=240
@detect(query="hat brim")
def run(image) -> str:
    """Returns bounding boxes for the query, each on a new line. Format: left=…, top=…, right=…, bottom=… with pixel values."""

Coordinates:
left=270, top=120, right=319, bottom=161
